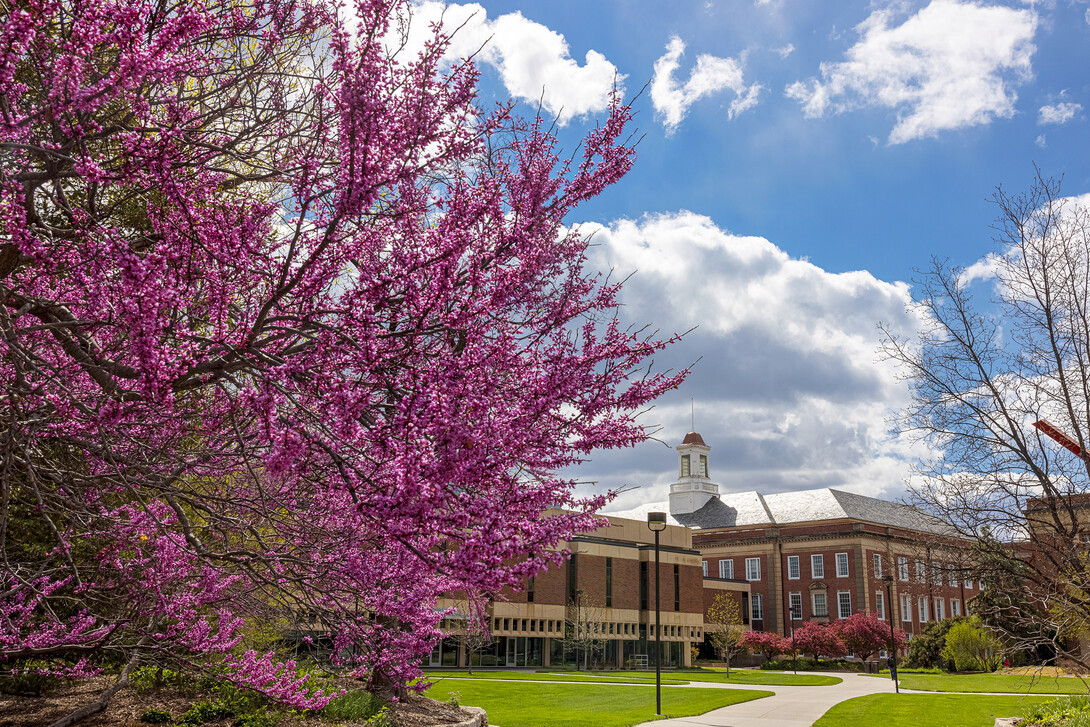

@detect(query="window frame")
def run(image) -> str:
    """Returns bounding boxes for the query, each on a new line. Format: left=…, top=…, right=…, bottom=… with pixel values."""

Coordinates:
left=811, top=554, right=824, bottom=579
left=918, top=596, right=929, bottom=623
left=812, top=591, right=828, bottom=618
left=746, top=557, right=761, bottom=581
left=789, top=592, right=803, bottom=620
left=718, top=558, right=733, bottom=580
left=898, top=556, right=909, bottom=581
left=875, top=591, right=885, bottom=620
left=787, top=555, right=800, bottom=580
left=836, top=552, right=849, bottom=578
left=873, top=553, right=883, bottom=578
left=837, top=591, right=852, bottom=619
left=900, top=594, right=912, bottom=622
left=751, top=593, right=763, bottom=621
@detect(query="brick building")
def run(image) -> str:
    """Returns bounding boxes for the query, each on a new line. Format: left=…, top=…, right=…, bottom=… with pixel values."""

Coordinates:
left=613, top=432, right=979, bottom=647
left=433, top=510, right=749, bottom=668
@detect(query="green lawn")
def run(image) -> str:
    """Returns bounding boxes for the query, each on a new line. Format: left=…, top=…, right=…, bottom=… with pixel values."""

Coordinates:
left=890, top=673, right=1090, bottom=694
left=424, top=680, right=773, bottom=727
left=813, top=694, right=1055, bottom=727
left=591, top=669, right=841, bottom=686
left=422, top=670, right=687, bottom=685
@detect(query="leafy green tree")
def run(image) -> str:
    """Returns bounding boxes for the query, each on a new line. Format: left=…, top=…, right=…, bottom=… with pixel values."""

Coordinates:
left=942, top=620, right=1003, bottom=672
left=906, top=617, right=967, bottom=669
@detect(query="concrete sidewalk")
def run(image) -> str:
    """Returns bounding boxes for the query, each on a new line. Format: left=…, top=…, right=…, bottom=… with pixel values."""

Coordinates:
left=632, top=672, right=900, bottom=727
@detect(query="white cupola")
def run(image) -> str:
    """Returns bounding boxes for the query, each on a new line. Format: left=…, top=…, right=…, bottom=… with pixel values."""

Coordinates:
left=668, top=431, right=720, bottom=515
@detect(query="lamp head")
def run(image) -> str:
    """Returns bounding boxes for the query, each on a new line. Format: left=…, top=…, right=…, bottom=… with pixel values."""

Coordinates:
left=647, top=511, right=668, bottom=532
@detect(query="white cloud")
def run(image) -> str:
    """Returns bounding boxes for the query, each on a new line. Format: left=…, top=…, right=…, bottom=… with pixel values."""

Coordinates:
left=774, top=44, right=796, bottom=59
left=651, top=36, right=762, bottom=134
left=392, top=2, right=622, bottom=122
left=1035, top=134, right=1047, bottom=148
left=1038, top=102, right=1082, bottom=125
left=574, top=211, right=931, bottom=509
left=785, top=0, right=1037, bottom=144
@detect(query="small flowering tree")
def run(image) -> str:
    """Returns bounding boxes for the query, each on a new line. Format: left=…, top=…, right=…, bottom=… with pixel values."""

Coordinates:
left=834, top=612, right=907, bottom=662
left=0, top=0, right=682, bottom=723
left=740, top=630, right=790, bottom=662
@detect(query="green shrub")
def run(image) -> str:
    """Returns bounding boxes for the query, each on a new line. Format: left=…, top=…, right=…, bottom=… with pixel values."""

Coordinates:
left=942, top=620, right=1003, bottom=672
left=234, top=709, right=279, bottom=727
left=132, top=666, right=198, bottom=693
left=906, top=618, right=966, bottom=669
left=139, top=707, right=172, bottom=724
left=176, top=700, right=234, bottom=725
left=760, top=658, right=860, bottom=672
left=1022, top=696, right=1090, bottom=726
left=0, top=668, right=62, bottom=696
left=319, top=690, right=383, bottom=722
left=447, top=690, right=461, bottom=707
left=365, top=706, right=393, bottom=727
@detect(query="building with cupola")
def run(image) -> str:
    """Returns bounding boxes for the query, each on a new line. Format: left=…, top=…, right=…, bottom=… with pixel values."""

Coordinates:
left=611, top=431, right=977, bottom=642
left=429, top=431, right=974, bottom=669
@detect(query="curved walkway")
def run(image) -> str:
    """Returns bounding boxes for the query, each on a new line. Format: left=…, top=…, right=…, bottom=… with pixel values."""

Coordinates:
left=632, top=672, right=900, bottom=727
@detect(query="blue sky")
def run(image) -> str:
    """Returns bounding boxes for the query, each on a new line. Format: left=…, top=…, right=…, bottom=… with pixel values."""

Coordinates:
left=403, top=0, right=1090, bottom=509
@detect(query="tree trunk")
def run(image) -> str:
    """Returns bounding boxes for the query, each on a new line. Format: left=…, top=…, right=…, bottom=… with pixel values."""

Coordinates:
left=47, top=650, right=143, bottom=727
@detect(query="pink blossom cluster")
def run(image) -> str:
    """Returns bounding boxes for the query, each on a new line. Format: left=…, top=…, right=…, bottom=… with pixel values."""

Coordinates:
left=0, top=0, right=682, bottom=709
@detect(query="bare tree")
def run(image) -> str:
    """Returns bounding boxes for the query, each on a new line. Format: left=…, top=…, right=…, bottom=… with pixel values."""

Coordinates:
left=449, top=595, right=493, bottom=675
left=564, top=591, right=609, bottom=670
left=881, top=170, right=1090, bottom=667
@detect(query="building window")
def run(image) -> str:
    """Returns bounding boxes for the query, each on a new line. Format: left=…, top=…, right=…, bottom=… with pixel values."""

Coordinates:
left=898, top=557, right=909, bottom=581
left=640, top=561, right=648, bottom=610
left=836, top=553, right=849, bottom=578
left=838, top=591, right=852, bottom=619
left=746, top=557, right=761, bottom=581
left=702, top=560, right=708, bottom=578
left=719, top=559, right=733, bottom=579
left=935, top=598, right=945, bottom=621
left=789, top=592, right=802, bottom=620
left=915, top=559, right=925, bottom=582
left=948, top=567, right=959, bottom=587
left=918, top=596, right=929, bottom=623
left=788, top=555, right=800, bottom=580
left=751, top=593, right=763, bottom=621
left=951, top=599, right=961, bottom=617
left=742, top=593, right=750, bottom=625
left=527, top=575, right=535, bottom=603
left=681, top=454, right=691, bottom=477
left=605, top=558, right=612, bottom=607
left=568, top=554, right=579, bottom=603
left=901, top=594, right=912, bottom=622
left=811, top=554, right=824, bottom=579
left=964, top=577, right=973, bottom=589
left=873, top=553, right=883, bottom=578
left=699, top=454, right=709, bottom=477
left=876, top=592, right=885, bottom=620
left=979, top=579, right=985, bottom=591
left=812, top=592, right=828, bottom=617
left=674, top=564, right=680, bottom=612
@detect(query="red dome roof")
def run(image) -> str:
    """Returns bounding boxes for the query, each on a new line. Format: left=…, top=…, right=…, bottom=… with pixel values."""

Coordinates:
left=681, top=431, right=706, bottom=446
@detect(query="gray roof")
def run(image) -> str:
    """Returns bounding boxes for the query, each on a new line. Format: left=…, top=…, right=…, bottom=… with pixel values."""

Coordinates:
left=608, top=487, right=951, bottom=534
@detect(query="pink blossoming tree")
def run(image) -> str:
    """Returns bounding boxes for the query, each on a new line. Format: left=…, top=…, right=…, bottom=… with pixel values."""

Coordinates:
left=0, top=0, right=682, bottom=723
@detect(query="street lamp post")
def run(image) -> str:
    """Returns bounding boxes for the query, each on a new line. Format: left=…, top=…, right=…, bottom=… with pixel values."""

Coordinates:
left=882, top=575, right=899, bottom=694
left=648, top=511, right=667, bottom=717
